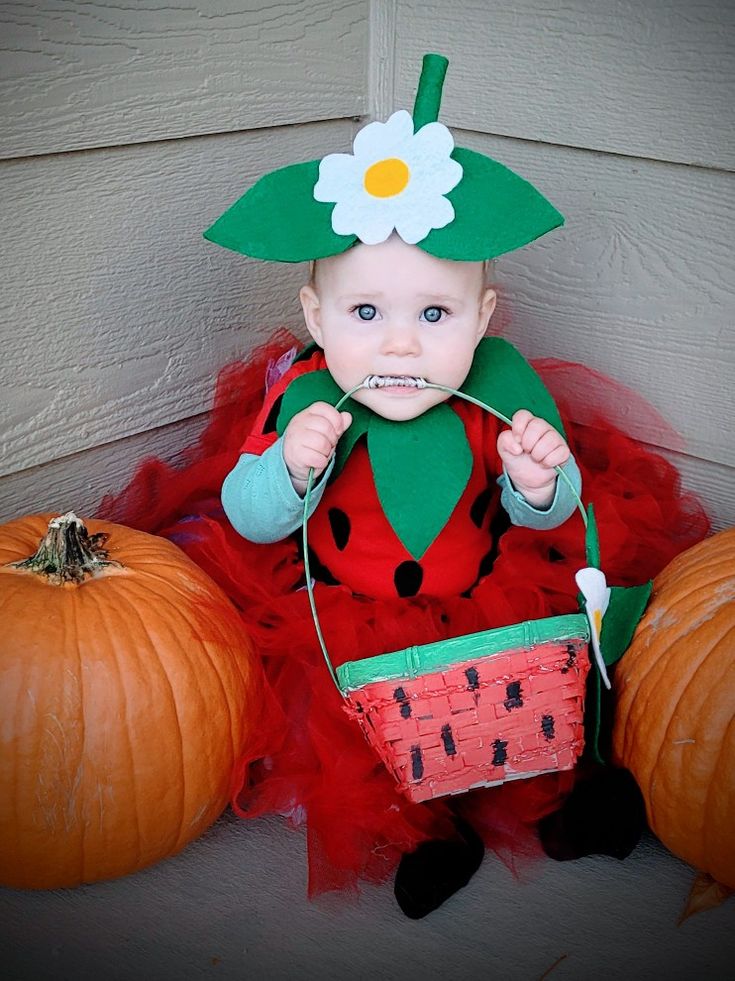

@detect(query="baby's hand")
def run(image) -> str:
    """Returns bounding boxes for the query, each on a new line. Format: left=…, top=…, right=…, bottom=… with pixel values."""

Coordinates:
left=282, top=402, right=352, bottom=495
left=497, top=410, right=570, bottom=508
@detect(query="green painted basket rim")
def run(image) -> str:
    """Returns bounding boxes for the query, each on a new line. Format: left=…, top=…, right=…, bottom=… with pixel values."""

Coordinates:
left=336, top=613, right=590, bottom=692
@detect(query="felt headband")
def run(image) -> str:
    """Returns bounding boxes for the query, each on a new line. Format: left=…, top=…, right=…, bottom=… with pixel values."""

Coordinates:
left=204, top=53, right=564, bottom=262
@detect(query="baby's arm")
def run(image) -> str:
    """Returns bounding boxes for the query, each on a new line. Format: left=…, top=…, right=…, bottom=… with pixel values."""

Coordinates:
left=497, top=410, right=570, bottom=507
left=221, top=401, right=351, bottom=543
left=282, top=402, right=352, bottom=495
left=221, top=440, right=330, bottom=542
left=497, top=410, right=581, bottom=529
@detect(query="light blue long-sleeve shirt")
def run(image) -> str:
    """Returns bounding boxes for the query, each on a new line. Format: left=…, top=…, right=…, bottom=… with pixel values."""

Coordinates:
left=221, top=435, right=583, bottom=543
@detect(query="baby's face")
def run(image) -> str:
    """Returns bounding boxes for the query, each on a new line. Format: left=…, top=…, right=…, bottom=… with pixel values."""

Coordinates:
left=299, top=236, right=496, bottom=421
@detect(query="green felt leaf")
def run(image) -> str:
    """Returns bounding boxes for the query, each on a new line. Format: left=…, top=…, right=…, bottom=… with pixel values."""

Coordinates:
left=462, top=337, right=565, bottom=435
left=333, top=405, right=372, bottom=478
left=275, top=370, right=371, bottom=478
left=583, top=669, right=605, bottom=765
left=586, top=504, right=601, bottom=570
left=293, top=341, right=319, bottom=364
left=203, top=160, right=356, bottom=262
left=367, top=406, right=473, bottom=560
left=601, top=582, right=652, bottom=666
left=419, top=147, right=564, bottom=261
left=583, top=580, right=653, bottom=764
left=276, top=370, right=344, bottom=432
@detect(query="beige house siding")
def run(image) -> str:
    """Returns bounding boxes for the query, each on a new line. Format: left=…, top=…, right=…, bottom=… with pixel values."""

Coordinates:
left=0, top=0, right=367, bottom=520
left=392, top=0, right=735, bottom=530
left=1, top=0, right=732, bottom=529
left=1, top=0, right=368, bottom=157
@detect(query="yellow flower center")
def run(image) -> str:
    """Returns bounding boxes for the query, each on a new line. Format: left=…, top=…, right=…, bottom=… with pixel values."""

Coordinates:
left=363, top=157, right=410, bottom=198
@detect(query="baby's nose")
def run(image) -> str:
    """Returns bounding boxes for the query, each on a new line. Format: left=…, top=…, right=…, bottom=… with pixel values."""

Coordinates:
left=380, top=324, right=421, bottom=356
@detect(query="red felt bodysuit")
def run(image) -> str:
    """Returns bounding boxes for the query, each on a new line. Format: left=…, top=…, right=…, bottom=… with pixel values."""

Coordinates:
left=99, top=333, right=710, bottom=897
left=242, top=347, right=509, bottom=600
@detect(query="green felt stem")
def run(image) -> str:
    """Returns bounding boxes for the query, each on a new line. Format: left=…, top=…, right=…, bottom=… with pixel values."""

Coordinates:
left=412, top=52, right=449, bottom=130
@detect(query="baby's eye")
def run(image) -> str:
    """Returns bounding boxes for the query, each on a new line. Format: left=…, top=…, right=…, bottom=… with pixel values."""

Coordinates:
left=355, top=304, right=377, bottom=321
left=421, top=306, right=447, bottom=323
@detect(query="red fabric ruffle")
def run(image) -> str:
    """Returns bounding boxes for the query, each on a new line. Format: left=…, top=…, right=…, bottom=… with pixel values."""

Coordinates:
left=98, top=332, right=710, bottom=897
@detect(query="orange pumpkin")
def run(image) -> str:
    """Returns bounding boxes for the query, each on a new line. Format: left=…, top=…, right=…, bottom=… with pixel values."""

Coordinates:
left=612, top=528, right=735, bottom=888
left=0, top=512, right=261, bottom=889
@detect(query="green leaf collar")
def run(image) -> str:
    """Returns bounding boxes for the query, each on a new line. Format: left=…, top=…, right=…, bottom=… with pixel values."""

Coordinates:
left=276, top=337, right=564, bottom=559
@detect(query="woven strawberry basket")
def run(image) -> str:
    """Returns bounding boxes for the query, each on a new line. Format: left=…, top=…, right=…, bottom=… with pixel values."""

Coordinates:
left=303, top=381, right=603, bottom=803
left=335, top=617, right=590, bottom=802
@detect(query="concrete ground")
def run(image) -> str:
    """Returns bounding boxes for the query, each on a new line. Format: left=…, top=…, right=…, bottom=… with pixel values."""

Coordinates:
left=1, top=809, right=733, bottom=981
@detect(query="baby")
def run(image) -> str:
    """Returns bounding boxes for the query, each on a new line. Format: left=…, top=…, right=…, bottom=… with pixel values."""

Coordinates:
left=218, top=234, right=585, bottom=918
left=205, top=54, right=646, bottom=918
left=222, top=234, right=581, bottom=595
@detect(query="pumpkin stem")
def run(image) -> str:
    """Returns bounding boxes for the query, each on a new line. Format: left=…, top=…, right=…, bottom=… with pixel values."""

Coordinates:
left=9, top=512, right=122, bottom=584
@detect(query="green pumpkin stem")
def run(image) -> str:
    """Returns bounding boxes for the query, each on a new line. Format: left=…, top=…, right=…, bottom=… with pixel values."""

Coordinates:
left=412, top=52, right=449, bottom=130
left=9, top=511, right=121, bottom=584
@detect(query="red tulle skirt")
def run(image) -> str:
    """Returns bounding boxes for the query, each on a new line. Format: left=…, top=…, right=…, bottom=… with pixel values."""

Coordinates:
left=98, top=331, right=710, bottom=897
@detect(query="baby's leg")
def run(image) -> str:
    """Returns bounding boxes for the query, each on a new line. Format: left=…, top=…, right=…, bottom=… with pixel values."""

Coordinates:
left=538, top=765, right=646, bottom=861
left=393, top=813, right=485, bottom=919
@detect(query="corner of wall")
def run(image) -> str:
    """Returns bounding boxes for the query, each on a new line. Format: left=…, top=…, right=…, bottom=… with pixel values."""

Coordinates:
left=368, top=0, right=398, bottom=120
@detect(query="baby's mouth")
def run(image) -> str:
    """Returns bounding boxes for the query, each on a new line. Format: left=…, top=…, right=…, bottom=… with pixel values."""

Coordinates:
left=363, top=374, right=427, bottom=389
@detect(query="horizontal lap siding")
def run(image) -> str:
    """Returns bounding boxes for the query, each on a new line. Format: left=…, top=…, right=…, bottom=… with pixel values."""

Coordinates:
left=394, top=0, right=735, bottom=170
left=0, top=0, right=368, bottom=158
left=389, top=1, right=734, bottom=529
left=1, top=121, right=356, bottom=478
left=0, top=415, right=208, bottom=523
left=461, top=131, right=733, bottom=467
left=0, top=0, right=367, bottom=520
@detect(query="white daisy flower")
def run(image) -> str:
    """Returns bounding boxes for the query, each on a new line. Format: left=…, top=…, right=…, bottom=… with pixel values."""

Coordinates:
left=575, top=567, right=612, bottom=690
left=313, top=109, right=463, bottom=246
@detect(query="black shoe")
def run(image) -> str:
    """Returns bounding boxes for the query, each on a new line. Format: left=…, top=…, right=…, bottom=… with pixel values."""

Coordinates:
left=538, top=767, right=646, bottom=861
left=394, top=817, right=485, bottom=919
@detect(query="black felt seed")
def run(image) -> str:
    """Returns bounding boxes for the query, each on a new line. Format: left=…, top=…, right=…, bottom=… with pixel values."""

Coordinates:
left=328, top=508, right=351, bottom=550
left=491, top=739, right=508, bottom=766
left=394, top=560, right=423, bottom=597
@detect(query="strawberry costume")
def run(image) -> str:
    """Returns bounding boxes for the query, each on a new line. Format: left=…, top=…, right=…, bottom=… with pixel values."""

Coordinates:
left=100, top=53, right=710, bottom=913
left=234, top=339, right=582, bottom=601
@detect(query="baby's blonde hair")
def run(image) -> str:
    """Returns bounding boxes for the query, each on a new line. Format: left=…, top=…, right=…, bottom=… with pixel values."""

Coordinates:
left=307, top=256, right=494, bottom=289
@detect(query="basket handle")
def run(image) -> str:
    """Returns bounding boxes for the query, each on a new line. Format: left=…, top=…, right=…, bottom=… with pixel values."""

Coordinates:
left=301, top=379, right=592, bottom=695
